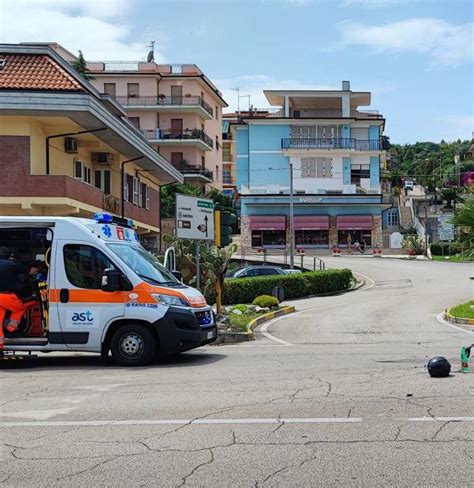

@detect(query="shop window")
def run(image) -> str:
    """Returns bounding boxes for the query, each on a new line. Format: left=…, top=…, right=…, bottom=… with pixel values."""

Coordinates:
left=337, top=230, right=372, bottom=248
left=64, top=244, right=114, bottom=289
left=295, top=230, right=329, bottom=248
left=251, top=230, right=286, bottom=248
left=351, top=164, right=370, bottom=185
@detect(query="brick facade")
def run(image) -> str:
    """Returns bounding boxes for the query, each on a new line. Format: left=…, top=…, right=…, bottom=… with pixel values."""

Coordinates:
left=0, top=135, right=160, bottom=230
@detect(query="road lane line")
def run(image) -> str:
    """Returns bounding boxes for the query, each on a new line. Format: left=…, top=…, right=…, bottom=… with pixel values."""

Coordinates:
left=407, top=417, right=474, bottom=422
left=0, top=418, right=363, bottom=428
left=260, top=316, right=295, bottom=346
left=353, top=271, right=375, bottom=290
left=435, top=313, right=474, bottom=335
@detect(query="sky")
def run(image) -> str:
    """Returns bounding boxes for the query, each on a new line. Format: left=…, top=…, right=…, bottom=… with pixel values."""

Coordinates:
left=1, top=0, right=473, bottom=144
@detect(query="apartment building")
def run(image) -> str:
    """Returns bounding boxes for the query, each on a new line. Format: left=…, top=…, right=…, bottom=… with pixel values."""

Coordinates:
left=0, top=44, right=182, bottom=248
left=87, top=62, right=228, bottom=191
left=235, top=81, right=388, bottom=250
left=222, top=114, right=238, bottom=197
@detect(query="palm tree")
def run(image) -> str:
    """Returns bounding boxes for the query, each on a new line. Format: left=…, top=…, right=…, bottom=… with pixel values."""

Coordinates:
left=440, top=188, right=461, bottom=209
left=451, top=200, right=474, bottom=259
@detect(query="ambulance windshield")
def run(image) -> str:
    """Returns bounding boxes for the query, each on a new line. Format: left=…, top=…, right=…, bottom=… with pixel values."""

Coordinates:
left=107, top=243, right=179, bottom=286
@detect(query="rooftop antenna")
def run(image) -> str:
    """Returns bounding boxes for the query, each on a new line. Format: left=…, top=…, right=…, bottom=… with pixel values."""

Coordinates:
left=147, top=41, right=155, bottom=63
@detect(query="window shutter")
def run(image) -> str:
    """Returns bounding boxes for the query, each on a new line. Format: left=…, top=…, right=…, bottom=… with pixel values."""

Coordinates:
left=132, top=177, right=139, bottom=205
left=145, top=186, right=150, bottom=210
left=74, top=160, right=83, bottom=180
left=138, top=182, right=143, bottom=207
left=123, top=176, right=129, bottom=202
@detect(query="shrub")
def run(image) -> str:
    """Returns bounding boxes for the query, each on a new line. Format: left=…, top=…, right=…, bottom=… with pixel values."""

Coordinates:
left=252, top=295, right=280, bottom=309
left=430, top=241, right=462, bottom=256
left=231, top=304, right=248, bottom=313
left=222, top=269, right=353, bottom=305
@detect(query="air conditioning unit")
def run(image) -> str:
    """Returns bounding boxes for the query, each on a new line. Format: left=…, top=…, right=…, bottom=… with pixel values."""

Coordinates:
left=92, top=152, right=114, bottom=165
left=64, top=137, right=78, bottom=154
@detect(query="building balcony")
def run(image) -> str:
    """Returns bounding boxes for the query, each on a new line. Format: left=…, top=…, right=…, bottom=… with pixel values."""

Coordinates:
left=246, top=108, right=383, bottom=120
left=143, top=128, right=214, bottom=151
left=115, top=96, right=213, bottom=119
left=281, top=138, right=383, bottom=151
left=174, top=163, right=213, bottom=183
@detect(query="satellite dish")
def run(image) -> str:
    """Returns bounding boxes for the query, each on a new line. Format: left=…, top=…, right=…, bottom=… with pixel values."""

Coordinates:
left=147, top=50, right=154, bottom=62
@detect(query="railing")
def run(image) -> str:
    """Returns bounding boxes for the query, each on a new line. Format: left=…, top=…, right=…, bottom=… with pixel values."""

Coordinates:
left=176, top=164, right=213, bottom=180
left=251, top=108, right=383, bottom=119
left=222, top=174, right=234, bottom=185
left=114, top=95, right=213, bottom=116
left=143, top=129, right=214, bottom=148
left=282, top=138, right=382, bottom=150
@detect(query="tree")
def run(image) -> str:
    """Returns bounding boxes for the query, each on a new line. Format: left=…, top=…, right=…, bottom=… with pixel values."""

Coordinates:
left=71, top=50, right=94, bottom=80
left=440, top=188, right=462, bottom=209
left=451, top=200, right=474, bottom=259
left=160, top=184, right=202, bottom=219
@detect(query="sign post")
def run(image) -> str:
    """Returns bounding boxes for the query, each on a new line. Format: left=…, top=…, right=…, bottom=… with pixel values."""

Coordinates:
left=175, top=194, right=214, bottom=290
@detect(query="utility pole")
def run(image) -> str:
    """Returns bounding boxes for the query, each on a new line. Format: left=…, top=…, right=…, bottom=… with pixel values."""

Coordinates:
left=289, top=162, right=295, bottom=269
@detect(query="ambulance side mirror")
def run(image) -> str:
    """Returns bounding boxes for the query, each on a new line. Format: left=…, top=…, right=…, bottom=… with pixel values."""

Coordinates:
left=101, top=268, right=122, bottom=292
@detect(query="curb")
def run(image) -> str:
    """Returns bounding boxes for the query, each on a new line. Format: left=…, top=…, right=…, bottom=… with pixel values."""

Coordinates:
left=215, top=306, right=296, bottom=344
left=445, top=309, right=474, bottom=326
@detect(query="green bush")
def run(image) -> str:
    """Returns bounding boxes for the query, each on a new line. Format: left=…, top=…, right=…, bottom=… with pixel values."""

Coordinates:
left=223, top=269, right=353, bottom=305
left=430, top=241, right=462, bottom=256
left=230, top=304, right=248, bottom=313
left=252, top=295, right=280, bottom=309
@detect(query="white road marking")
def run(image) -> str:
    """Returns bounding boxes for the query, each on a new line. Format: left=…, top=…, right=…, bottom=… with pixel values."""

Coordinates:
left=70, top=383, right=127, bottom=392
left=407, top=417, right=474, bottom=422
left=0, top=408, right=78, bottom=420
left=0, top=417, right=363, bottom=428
left=260, top=315, right=295, bottom=346
left=435, top=313, right=474, bottom=335
left=353, top=271, right=375, bottom=290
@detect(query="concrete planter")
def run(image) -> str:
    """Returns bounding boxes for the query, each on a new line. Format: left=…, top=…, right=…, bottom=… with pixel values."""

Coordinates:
left=445, top=309, right=474, bottom=326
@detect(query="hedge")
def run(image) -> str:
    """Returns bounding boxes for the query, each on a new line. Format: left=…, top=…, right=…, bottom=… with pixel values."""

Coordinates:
left=430, top=241, right=461, bottom=256
left=222, top=268, right=354, bottom=305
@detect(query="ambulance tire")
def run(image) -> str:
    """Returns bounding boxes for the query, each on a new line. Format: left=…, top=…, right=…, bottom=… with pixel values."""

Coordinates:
left=110, top=324, right=156, bottom=366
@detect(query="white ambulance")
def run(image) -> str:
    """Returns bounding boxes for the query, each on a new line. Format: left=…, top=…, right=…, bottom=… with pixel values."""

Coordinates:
left=0, top=215, right=216, bottom=366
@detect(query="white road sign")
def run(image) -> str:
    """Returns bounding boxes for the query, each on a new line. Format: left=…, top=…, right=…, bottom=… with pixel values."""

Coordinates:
left=175, top=194, right=214, bottom=241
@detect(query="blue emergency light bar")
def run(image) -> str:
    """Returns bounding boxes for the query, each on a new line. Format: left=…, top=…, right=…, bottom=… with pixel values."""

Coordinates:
left=94, top=213, right=134, bottom=228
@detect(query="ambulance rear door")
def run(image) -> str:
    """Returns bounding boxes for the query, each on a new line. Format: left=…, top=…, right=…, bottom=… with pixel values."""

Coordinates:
left=55, top=240, right=126, bottom=349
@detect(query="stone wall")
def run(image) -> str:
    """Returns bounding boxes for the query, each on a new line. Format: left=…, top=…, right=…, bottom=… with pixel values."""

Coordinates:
left=372, top=215, right=383, bottom=248
left=240, top=215, right=251, bottom=249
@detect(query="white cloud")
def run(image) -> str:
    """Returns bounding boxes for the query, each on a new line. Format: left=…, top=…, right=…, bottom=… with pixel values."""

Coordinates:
left=341, top=0, right=410, bottom=7
left=336, top=18, right=474, bottom=66
left=0, top=0, right=166, bottom=61
left=216, top=74, right=336, bottom=112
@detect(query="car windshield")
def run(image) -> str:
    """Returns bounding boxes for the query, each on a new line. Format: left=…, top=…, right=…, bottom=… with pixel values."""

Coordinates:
left=107, top=243, right=179, bottom=286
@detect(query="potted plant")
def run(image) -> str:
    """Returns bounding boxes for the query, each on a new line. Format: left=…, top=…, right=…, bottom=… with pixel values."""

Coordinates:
left=402, top=234, right=424, bottom=258
left=158, top=93, right=166, bottom=100
left=185, top=93, right=192, bottom=98
left=372, top=246, right=383, bottom=257
left=332, top=245, right=341, bottom=256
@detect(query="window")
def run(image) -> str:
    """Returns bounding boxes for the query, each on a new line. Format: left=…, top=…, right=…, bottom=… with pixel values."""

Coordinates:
left=222, top=145, right=231, bottom=162
left=290, top=125, right=317, bottom=138
left=215, top=107, right=218, bottom=120
left=295, top=230, right=329, bottom=248
left=140, top=182, right=150, bottom=209
left=171, top=85, right=182, bottom=104
left=301, top=158, right=316, bottom=178
left=316, top=157, right=332, bottom=178
left=251, top=230, right=286, bottom=248
left=171, top=152, right=184, bottom=167
left=64, top=244, right=114, bottom=289
left=171, top=65, right=182, bottom=74
left=126, top=174, right=134, bottom=202
left=128, top=117, right=140, bottom=129
left=351, top=164, right=370, bottom=185
left=201, top=156, right=205, bottom=168
left=215, top=136, right=220, bottom=150
left=103, top=83, right=116, bottom=97
left=387, top=211, right=399, bottom=226
left=73, top=161, right=91, bottom=184
left=94, top=169, right=112, bottom=194
left=127, top=83, right=139, bottom=98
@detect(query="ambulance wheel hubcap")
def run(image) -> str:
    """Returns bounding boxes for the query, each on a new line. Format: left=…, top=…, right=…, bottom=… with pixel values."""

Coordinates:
left=119, top=334, right=143, bottom=358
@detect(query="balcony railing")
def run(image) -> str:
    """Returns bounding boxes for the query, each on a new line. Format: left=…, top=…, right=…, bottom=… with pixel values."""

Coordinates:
left=248, top=108, right=383, bottom=119
left=175, top=164, right=213, bottom=181
left=282, top=138, right=382, bottom=151
left=143, top=129, right=214, bottom=148
left=114, top=95, right=213, bottom=116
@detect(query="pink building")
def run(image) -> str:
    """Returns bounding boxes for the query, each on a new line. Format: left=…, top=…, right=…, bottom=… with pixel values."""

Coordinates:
left=88, top=62, right=228, bottom=191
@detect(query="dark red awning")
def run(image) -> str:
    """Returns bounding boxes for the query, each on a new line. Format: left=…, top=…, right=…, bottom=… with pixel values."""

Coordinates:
left=337, top=216, right=373, bottom=230
left=249, top=216, right=286, bottom=231
left=294, top=216, right=329, bottom=230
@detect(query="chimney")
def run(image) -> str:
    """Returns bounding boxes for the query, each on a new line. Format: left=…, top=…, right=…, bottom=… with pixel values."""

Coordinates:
left=342, top=80, right=350, bottom=91
left=341, top=81, right=350, bottom=117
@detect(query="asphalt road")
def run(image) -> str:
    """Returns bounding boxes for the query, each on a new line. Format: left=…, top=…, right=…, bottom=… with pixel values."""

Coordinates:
left=1, top=258, right=473, bottom=487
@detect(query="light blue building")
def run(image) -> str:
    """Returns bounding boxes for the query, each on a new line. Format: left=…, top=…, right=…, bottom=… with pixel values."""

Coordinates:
left=235, top=81, right=388, bottom=250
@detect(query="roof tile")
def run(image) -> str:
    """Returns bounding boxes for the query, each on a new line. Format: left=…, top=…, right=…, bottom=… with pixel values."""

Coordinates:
left=0, top=54, right=84, bottom=92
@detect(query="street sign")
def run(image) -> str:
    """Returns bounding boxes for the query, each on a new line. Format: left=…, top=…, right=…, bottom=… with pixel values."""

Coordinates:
left=437, top=215, right=455, bottom=242
left=175, top=194, right=214, bottom=241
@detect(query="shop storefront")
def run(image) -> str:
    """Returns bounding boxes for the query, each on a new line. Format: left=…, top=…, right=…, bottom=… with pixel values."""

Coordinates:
left=337, top=216, right=373, bottom=247
left=294, top=216, right=329, bottom=248
left=250, top=216, right=286, bottom=248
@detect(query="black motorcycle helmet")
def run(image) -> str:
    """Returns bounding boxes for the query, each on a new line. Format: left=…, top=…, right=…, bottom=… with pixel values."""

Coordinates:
left=427, top=356, right=451, bottom=377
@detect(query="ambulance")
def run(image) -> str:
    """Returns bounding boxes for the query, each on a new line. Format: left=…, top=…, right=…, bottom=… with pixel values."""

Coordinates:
left=0, top=214, right=216, bottom=366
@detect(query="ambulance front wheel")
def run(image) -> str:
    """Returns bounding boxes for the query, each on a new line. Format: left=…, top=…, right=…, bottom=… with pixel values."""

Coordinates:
left=110, top=324, right=156, bottom=366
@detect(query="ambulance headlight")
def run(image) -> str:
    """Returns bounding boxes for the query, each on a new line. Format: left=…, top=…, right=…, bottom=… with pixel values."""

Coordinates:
left=152, top=294, right=189, bottom=307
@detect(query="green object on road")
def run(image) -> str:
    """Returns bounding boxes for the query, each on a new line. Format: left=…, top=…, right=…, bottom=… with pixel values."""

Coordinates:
left=460, top=345, right=472, bottom=373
